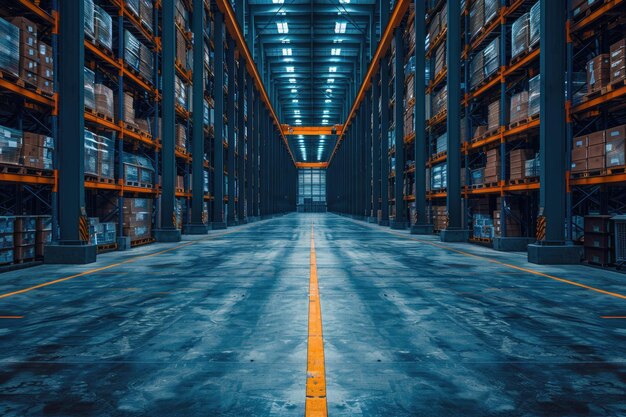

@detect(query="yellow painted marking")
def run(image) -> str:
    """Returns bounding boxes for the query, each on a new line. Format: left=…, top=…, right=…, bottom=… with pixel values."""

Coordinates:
left=356, top=218, right=626, bottom=301
left=305, top=224, right=327, bottom=417
left=601, top=316, right=626, bottom=319
left=0, top=316, right=23, bottom=319
left=0, top=228, right=244, bottom=300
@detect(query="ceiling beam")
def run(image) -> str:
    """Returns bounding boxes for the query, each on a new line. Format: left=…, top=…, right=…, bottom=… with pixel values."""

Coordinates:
left=283, top=125, right=344, bottom=136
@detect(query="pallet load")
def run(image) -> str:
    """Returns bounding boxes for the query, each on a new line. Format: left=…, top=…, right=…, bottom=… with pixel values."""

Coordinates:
left=0, top=125, right=22, bottom=165
left=584, top=215, right=613, bottom=266
left=610, top=39, right=625, bottom=84
left=0, top=17, right=19, bottom=78
left=83, top=0, right=95, bottom=39
left=0, top=217, right=14, bottom=265
left=123, top=198, right=152, bottom=241
left=428, top=205, right=447, bottom=231
left=176, top=124, right=187, bottom=151
left=11, top=17, right=38, bottom=87
left=35, top=216, right=52, bottom=257
left=123, top=154, right=154, bottom=187
left=529, top=1, right=540, bottom=49
left=586, top=54, right=610, bottom=95
left=88, top=218, right=116, bottom=246
left=38, top=42, right=53, bottom=94
left=127, top=0, right=140, bottom=17
left=431, top=163, right=447, bottom=190
left=509, top=90, right=529, bottom=125
left=605, top=124, right=625, bottom=169
left=509, top=148, right=533, bottom=181
left=494, top=197, right=523, bottom=237
left=435, top=132, right=447, bottom=155
left=124, top=29, right=141, bottom=71
left=528, top=74, right=540, bottom=117
left=94, top=83, right=114, bottom=120
left=94, top=5, right=112, bottom=50
left=524, top=153, right=541, bottom=178
left=471, top=167, right=484, bottom=186
left=140, top=0, right=154, bottom=33
left=14, top=216, right=36, bottom=262
left=511, top=13, right=530, bottom=59
left=487, top=99, right=500, bottom=133
left=22, top=132, right=54, bottom=170
left=484, top=148, right=500, bottom=183
left=84, top=67, right=96, bottom=111
left=473, top=214, right=494, bottom=239
left=571, top=0, right=601, bottom=20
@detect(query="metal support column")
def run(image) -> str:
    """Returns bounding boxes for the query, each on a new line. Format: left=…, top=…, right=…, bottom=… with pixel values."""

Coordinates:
left=380, top=59, right=390, bottom=226
left=45, top=0, right=96, bottom=263
left=364, top=93, right=373, bottom=221
left=440, top=0, right=469, bottom=242
left=185, top=0, right=208, bottom=234
left=246, top=76, right=254, bottom=221
left=212, top=11, right=226, bottom=229
left=237, top=58, right=246, bottom=223
left=411, top=0, right=432, bottom=234
left=253, top=94, right=260, bottom=218
left=226, top=39, right=237, bottom=226
left=371, top=72, right=381, bottom=223
left=392, top=27, right=407, bottom=229
left=528, top=0, right=581, bottom=264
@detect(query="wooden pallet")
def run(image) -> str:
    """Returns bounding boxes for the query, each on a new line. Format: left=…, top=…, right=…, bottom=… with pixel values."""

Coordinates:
left=96, top=111, right=114, bottom=124
left=131, top=237, right=155, bottom=247
left=472, top=128, right=500, bottom=143
left=0, top=69, right=25, bottom=87
left=470, top=237, right=493, bottom=243
left=430, top=151, right=447, bottom=161
left=607, top=165, right=626, bottom=175
left=510, top=43, right=539, bottom=66
left=124, top=122, right=140, bottom=134
left=97, top=243, right=118, bottom=253
left=571, top=169, right=604, bottom=179
left=508, top=177, right=540, bottom=185
left=508, top=113, right=539, bottom=129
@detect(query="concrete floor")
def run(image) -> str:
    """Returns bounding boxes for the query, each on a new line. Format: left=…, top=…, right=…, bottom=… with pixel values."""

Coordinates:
left=0, top=213, right=625, bottom=416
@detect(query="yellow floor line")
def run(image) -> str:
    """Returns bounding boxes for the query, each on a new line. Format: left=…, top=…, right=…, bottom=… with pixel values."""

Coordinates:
left=0, top=227, right=245, bottom=301
left=351, top=216, right=626, bottom=301
left=0, top=316, right=23, bottom=319
left=601, top=316, right=626, bottom=319
left=305, top=224, right=328, bottom=417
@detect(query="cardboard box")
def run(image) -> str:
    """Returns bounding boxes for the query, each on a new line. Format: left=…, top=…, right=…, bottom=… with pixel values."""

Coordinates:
left=587, top=156, right=605, bottom=170
left=588, top=143, right=605, bottom=158
left=610, top=39, right=625, bottom=84
left=605, top=139, right=625, bottom=167
left=487, top=99, right=500, bottom=132
left=587, top=54, right=610, bottom=93
left=588, top=130, right=605, bottom=146
left=605, top=124, right=626, bottom=141
left=571, top=160, right=587, bottom=173
left=573, top=135, right=588, bottom=148
left=571, top=147, right=587, bottom=162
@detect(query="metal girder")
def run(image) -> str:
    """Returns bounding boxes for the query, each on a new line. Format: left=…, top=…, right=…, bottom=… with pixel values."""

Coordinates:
left=282, top=125, right=343, bottom=136
left=213, top=11, right=226, bottom=225
left=190, top=0, right=205, bottom=226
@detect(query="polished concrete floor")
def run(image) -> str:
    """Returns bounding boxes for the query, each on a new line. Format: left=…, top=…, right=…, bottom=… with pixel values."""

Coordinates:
left=0, top=213, right=625, bottom=416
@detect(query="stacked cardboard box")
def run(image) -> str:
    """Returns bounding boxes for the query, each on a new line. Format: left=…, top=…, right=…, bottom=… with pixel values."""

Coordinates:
left=35, top=215, right=51, bottom=257
left=123, top=198, right=152, bottom=240
left=124, top=29, right=141, bottom=70
left=428, top=4, right=445, bottom=41
left=88, top=218, right=116, bottom=245
left=571, top=130, right=605, bottom=173
left=138, top=42, right=153, bottom=82
left=431, top=163, right=447, bottom=190
left=12, top=17, right=38, bottom=86
left=175, top=0, right=190, bottom=30
left=432, top=85, right=447, bottom=116
left=587, top=54, right=610, bottom=94
left=38, top=43, right=53, bottom=94
left=176, top=28, right=188, bottom=69
left=176, top=124, right=187, bottom=150
left=176, top=176, right=185, bottom=191
left=471, top=168, right=484, bottom=186
left=469, top=51, right=484, bottom=88
left=123, top=154, right=154, bottom=185
left=484, top=148, right=500, bottom=183
left=511, top=13, right=529, bottom=59
left=487, top=99, right=500, bottom=132
left=14, top=216, right=36, bottom=261
left=509, top=91, right=529, bottom=125
left=84, top=130, right=114, bottom=179
left=0, top=125, right=22, bottom=165
left=0, top=17, right=19, bottom=78
left=605, top=124, right=625, bottom=168
left=403, top=110, right=414, bottom=136
left=435, top=133, right=447, bottom=154
left=95, top=84, right=114, bottom=120
left=94, top=5, right=112, bottom=50
left=584, top=215, right=613, bottom=265
left=118, top=91, right=136, bottom=126
left=529, top=2, right=540, bottom=48
left=0, top=217, right=14, bottom=264
left=428, top=206, right=447, bottom=231
left=610, top=39, right=625, bottom=84
left=473, top=214, right=494, bottom=239
left=509, top=148, right=533, bottom=180
left=469, top=0, right=485, bottom=38
left=22, top=132, right=54, bottom=170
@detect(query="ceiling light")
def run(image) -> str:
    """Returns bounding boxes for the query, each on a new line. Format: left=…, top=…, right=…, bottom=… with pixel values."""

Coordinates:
left=298, top=135, right=304, bottom=139
left=323, top=115, right=329, bottom=118
left=295, top=119, right=302, bottom=124
left=323, top=110, right=329, bottom=114
left=327, top=78, right=334, bottom=83
left=322, top=120, right=329, bottom=124
left=286, top=66, right=294, bottom=72
left=282, top=48, right=292, bottom=56
left=321, top=135, right=326, bottom=139
left=339, top=0, right=350, bottom=3
left=333, top=39, right=343, bottom=43
left=331, top=48, right=341, bottom=56
left=272, top=0, right=284, bottom=3
left=335, top=22, right=347, bottom=34
left=325, top=99, right=331, bottom=103
left=292, top=99, right=298, bottom=103
left=329, top=66, right=337, bottom=73
left=325, top=88, right=332, bottom=93
left=277, top=22, right=289, bottom=34
left=289, top=78, right=296, bottom=83
left=294, top=110, right=300, bottom=114
left=291, top=88, right=297, bottom=93
left=282, top=39, right=290, bottom=43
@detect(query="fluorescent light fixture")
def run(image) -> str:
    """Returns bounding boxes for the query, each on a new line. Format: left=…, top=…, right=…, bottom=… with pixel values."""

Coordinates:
left=333, top=39, right=343, bottom=43
left=321, top=135, right=326, bottom=139
left=323, top=115, right=329, bottom=118
left=277, top=22, right=288, bottom=34
left=322, top=120, right=329, bottom=124
left=295, top=119, right=302, bottom=124
left=298, top=135, right=304, bottom=139
left=291, top=88, right=297, bottom=93
left=286, top=66, right=294, bottom=72
left=331, top=48, right=341, bottom=56
left=325, top=88, right=332, bottom=93
left=294, top=110, right=300, bottom=114
left=289, top=78, right=296, bottom=83
left=272, top=0, right=284, bottom=3
left=282, top=48, right=292, bottom=56
left=323, top=110, right=329, bottom=114
left=292, top=99, right=298, bottom=103
left=325, top=99, right=331, bottom=103
left=335, top=22, right=347, bottom=34
left=339, top=0, right=350, bottom=3
left=329, top=66, right=337, bottom=72
left=282, top=39, right=290, bottom=43
left=327, top=78, right=334, bottom=83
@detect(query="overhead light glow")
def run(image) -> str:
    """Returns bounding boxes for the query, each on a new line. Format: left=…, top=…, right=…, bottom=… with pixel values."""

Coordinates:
left=335, top=22, right=347, bottom=34
left=331, top=48, right=341, bottom=56
left=339, top=0, right=350, bottom=3
left=298, top=135, right=304, bottom=139
left=321, top=135, right=326, bottom=139
left=323, top=115, right=329, bottom=118
left=333, top=39, right=343, bottom=43
left=294, top=110, right=300, bottom=114
left=322, top=120, right=329, bottom=124
left=329, top=66, right=337, bottom=72
left=277, top=22, right=289, bottom=34
left=292, top=99, right=298, bottom=103
left=291, top=88, right=297, bottom=93
left=286, top=66, right=295, bottom=72
left=327, top=78, right=334, bottom=83
left=325, top=99, right=331, bottom=103
left=295, top=119, right=302, bottom=124
left=289, top=78, right=296, bottom=83
left=325, top=88, right=332, bottom=93
left=272, top=0, right=284, bottom=3
left=323, top=110, right=329, bottom=114
left=282, top=39, right=290, bottom=43
left=282, top=48, right=292, bottom=56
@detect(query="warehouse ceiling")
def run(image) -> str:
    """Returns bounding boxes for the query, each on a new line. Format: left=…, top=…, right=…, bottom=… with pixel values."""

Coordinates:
left=247, top=0, right=377, bottom=162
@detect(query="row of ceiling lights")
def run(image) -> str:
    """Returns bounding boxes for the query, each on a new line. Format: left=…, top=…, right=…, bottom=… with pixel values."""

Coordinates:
left=297, top=134, right=327, bottom=162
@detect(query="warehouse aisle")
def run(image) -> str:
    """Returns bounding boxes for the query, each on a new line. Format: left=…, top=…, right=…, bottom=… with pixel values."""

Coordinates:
left=1, top=213, right=626, bottom=416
